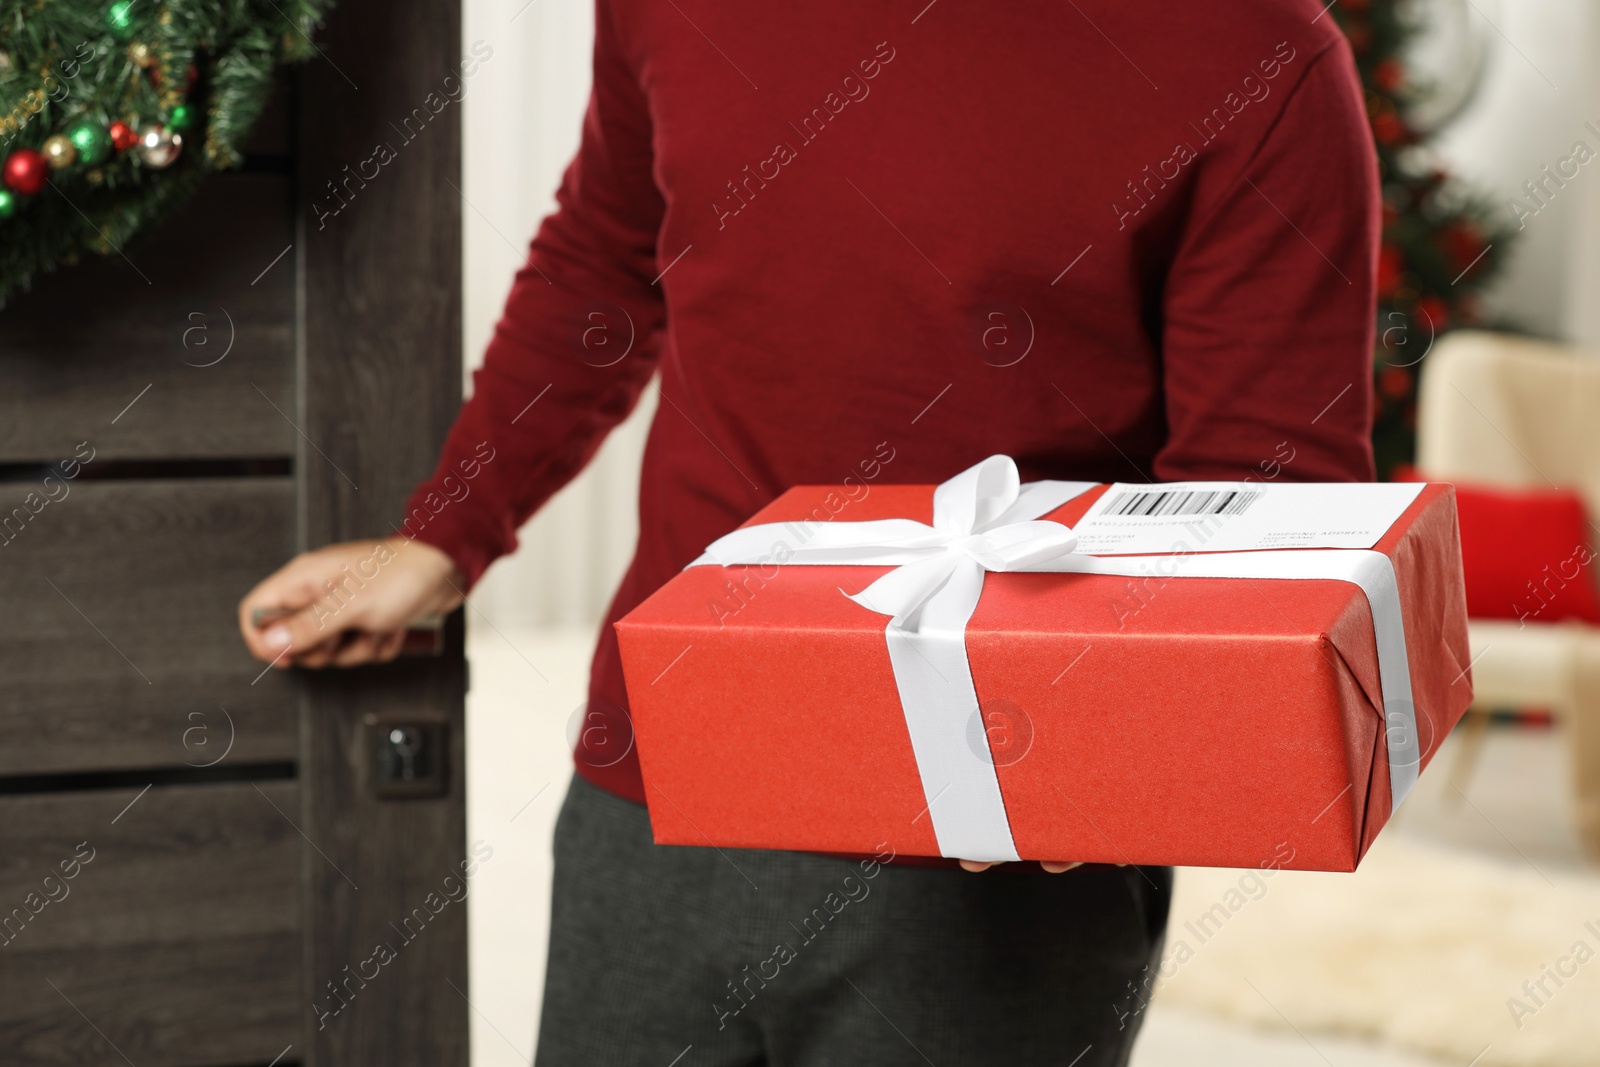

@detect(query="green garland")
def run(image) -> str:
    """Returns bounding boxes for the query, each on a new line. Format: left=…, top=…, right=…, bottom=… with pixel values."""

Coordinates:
left=0, top=0, right=330, bottom=301
left=1332, top=0, right=1518, bottom=479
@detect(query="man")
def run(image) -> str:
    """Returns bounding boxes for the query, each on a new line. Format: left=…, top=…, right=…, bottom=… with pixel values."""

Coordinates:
left=240, top=1, right=1377, bottom=1062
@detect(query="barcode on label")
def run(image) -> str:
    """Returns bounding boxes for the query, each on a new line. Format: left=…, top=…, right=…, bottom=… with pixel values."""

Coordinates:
left=1102, top=489, right=1262, bottom=517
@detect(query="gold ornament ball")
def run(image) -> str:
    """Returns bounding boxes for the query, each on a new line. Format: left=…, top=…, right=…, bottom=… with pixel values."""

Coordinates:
left=42, top=133, right=78, bottom=169
left=128, top=41, right=155, bottom=68
left=136, top=125, right=182, bottom=169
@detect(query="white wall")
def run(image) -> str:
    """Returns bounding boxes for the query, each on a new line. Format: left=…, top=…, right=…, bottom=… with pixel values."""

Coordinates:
left=461, top=0, right=650, bottom=628
left=1431, top=0, right=1600, bottom=341
left=1558, top=2, right=1600, bottom=344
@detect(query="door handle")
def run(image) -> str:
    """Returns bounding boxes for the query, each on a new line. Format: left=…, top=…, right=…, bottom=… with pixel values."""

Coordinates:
left=250, top=607, right=446, bottom=657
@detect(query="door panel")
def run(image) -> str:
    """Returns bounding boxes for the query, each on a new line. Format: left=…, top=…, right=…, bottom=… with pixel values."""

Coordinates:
left=0, top=783, right=301, bottom=1067
left=0, top=0, right=466, bottom=1060
left=297, top=0, right=469, bottom=1058
left=0, top=479, right=297, bottom=775
left=0, top=174, right=295, bottom=463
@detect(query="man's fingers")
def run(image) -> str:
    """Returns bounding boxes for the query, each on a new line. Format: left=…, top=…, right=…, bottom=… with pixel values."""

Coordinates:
left=962, top=859, right=1093, bottom=873
left=329, top=631, right=393, bottom=667
left=240, top=603, right=314, bottom=663
left=237, top=537, right=462, bottom=670
left=374, top=630, right=407, bottom=663
left=240, top=578, right=331, bottom=662
left=240, top=561, right=326, bottom=621
left=1041, top=861, right=1084, bottom=874
left=962, top=858, right=1092, bottom=873
left=261, top=602, right=351, bottom=663
left=289, top=629, right=363, bottom=669
left=248, top=606, right=350, bottom=669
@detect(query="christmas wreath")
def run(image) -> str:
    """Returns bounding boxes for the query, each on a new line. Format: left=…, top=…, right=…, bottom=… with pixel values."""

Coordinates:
left=0, top=0, right=330, bottom=301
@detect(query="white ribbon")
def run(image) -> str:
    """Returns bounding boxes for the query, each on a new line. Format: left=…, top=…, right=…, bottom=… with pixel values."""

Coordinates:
left=692, top=456, right=1419, bottom=862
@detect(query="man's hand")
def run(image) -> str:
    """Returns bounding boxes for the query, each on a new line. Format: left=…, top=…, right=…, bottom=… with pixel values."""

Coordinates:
left=960, top=860, right=1084, bottom=874
left=238, top=536, right=464, bottom=669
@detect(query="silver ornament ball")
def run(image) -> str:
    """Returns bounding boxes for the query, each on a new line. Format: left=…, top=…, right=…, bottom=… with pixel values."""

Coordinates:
left=136, top=125, right=182, bottom=169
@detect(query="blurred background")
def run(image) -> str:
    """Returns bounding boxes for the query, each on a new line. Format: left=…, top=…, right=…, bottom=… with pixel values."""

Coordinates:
left=455, top=1, right=1600, bottom=1065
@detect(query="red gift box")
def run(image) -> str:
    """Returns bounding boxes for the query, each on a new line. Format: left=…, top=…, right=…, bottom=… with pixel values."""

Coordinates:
left=616, top=463, right=1472, bottom=872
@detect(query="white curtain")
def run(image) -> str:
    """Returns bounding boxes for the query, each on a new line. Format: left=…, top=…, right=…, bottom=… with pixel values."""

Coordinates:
left=460, top=0, right=652, bottom=628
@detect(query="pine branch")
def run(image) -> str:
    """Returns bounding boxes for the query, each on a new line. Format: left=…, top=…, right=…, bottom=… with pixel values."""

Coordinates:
left=0, top=0, right=332, bottom=300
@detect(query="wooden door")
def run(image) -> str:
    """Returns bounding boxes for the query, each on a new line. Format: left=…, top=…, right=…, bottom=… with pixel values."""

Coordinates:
left=0, top=0, right=467, bottom=1062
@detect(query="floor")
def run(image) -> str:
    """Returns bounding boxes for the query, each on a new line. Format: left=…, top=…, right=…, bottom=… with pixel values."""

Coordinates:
left=463, top=622, right=1592, bottom=1067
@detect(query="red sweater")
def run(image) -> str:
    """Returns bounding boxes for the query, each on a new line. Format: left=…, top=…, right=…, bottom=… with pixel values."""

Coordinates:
left=403, top=0, right=1379, bottom=806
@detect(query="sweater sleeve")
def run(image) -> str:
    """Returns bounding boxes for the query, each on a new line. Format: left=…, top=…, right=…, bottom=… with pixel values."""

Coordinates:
left=1154, top=41, right=1379, bottom=485
left=398, top=0, right=665, bottom=587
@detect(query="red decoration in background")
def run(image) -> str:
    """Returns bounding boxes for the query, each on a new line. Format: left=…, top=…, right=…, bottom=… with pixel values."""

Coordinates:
left=1377, top=242, right=1404, bottom=296
left=148, top=63, right=195, bottom=93
left=2, top=149, right=48, bottom=196
left=1439, top=222, right=1486, bottom=273
left=1397, top=475, right=1600, bottom=625
left=1371, top=107, right=1407, bottom=145
left=1417, top=295, right=1448, bottom=331
left=1373, top=59, right=1404, bottom=92
left=109, top=121, right=138, bottom=151
left=1379, top=365, right=1414, bottom=400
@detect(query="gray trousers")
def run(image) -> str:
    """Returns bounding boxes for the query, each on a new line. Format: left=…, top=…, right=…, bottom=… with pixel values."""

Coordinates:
left=534, top=775, right=1171, bottom=1066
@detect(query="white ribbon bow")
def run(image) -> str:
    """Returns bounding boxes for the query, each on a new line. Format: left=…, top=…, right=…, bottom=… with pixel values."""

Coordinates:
left=692, top=456, right=1420, bottom=863
left=702, top=456, right=1093, bottom=631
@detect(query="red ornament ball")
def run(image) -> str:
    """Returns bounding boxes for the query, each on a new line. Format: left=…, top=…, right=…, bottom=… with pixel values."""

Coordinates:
left=1417, top=296, right=1449, bottom=332
left=3, top=148, right=48, bottom=196
left=1371, top=109, right=1407, bottom=146
left=110, top=121, right=139, bottom=152
left=1373, top=59, right=1404, bottom=93
left=1377, top=243, right=1404, bottom=296
left=1439, top=222, right=1485, bottom=272
left=1379, top=365, right=1414, bottom=401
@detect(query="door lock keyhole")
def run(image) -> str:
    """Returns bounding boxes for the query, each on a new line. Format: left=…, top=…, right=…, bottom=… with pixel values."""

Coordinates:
left=388, top=727, right=422, bottom=780
left=369, top=721, right=447, bottom=798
